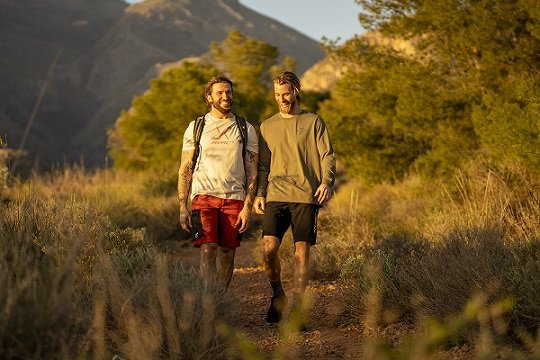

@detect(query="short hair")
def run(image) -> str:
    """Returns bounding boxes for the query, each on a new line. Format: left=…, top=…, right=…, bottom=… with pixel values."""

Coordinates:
left=273, top=71, right=301, bottom=102
left=204, top=76, right=234, bottom=106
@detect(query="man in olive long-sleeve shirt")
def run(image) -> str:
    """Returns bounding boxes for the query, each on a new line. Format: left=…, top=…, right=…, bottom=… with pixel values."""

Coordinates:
left=254, top=71, right=336, bottom=327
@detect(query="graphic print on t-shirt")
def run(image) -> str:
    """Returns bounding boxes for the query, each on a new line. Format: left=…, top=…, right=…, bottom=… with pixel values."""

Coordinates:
left=211, top=122, right=237, bottom=144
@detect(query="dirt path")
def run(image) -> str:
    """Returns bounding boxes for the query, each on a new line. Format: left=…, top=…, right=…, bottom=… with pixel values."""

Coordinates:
left=220, top=240, right=365, bottom=359
left=224, top=267, right=365, bottom=359
left=160, top=239, right=472, bottom=360
left=161, top=238, right=366, bottom=358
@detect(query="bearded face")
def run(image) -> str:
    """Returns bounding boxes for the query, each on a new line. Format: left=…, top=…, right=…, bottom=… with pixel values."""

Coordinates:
left=208, top=82, right=233, bottom=115
left=273, top=82, right=297, bottom=114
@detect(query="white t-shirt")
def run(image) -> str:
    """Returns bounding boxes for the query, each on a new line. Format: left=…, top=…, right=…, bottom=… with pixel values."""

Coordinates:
left=182, top=113, right=258, bottom=200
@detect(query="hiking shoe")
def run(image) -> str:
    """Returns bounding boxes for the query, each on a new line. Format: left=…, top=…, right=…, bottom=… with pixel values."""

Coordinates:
left=266, top=294, right=288, bottom=323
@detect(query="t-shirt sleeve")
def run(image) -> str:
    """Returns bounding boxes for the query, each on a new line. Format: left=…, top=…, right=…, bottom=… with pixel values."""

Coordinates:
left=182, top=121, right=196, bottom=151
left=315, top=116, right=336, bottom=187
left=246, top=123, right=259, bottom=154
left=256, top=125, right=270, bottom=197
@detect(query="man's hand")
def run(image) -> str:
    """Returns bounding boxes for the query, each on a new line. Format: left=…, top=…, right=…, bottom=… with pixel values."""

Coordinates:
left=235, top=207, right=251, bottom=233
left=254, top=196, right=266, bottom=214
left=315, top=184, right=332, bottom=204
left=179, top=209, right=192, bottom=232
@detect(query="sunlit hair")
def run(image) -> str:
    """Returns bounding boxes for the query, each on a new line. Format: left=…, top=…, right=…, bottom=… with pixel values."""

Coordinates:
left=204, top=76, right=233, bottom=107
left=273, top=71, right=301, bottom=102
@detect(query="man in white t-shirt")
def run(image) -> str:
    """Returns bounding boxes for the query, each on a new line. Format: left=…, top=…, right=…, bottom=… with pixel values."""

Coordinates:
left=177, top=76, right=258, bottom=291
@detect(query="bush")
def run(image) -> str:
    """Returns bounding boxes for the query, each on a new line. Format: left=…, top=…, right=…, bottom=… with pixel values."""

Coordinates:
left=337, top=163, right=540, bottom=336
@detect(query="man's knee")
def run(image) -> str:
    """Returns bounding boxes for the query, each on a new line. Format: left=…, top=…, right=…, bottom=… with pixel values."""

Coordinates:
left=200, top=243, right=218, bottom=259
left=218, top=247, right=236, bottom=264
left=294, top=242, right=310, bottom=264
left=219, top=246, right=235, bottom=255
left=263, top=236, right=280, bottom=261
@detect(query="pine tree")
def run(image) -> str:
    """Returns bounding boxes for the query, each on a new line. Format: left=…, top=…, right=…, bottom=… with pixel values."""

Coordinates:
left=321, top=0, right=540, bottom=181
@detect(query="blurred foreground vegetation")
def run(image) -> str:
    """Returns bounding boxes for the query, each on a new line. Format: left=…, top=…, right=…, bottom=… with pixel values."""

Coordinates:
left=2, top=152, right=540, bottom=359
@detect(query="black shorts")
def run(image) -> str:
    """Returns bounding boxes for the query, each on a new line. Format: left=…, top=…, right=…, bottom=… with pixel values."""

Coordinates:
left=262, top=202, right=320, bottom=245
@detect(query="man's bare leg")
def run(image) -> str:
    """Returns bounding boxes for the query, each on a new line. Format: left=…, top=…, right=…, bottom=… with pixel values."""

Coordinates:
left=200, top=243, right=218, bottom=289
left=263, top=235, right=287, bottom=323
left=263, top=236, right=281, bottom=282
left=291, top=241, right=310, bottom=330
left=217, top=247, right=236, bottom=291
left=293, top=241, right=311, bottom=298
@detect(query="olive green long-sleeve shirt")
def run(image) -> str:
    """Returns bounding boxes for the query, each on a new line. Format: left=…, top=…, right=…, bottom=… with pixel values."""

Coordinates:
left=257, top=111, right=336, bottom=205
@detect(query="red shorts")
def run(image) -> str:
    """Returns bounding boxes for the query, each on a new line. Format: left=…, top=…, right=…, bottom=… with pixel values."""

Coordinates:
left=191, top=195, right=244, bottom=249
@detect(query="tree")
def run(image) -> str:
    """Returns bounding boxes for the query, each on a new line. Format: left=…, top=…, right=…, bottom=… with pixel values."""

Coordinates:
left=355, top=0, right=540, bottom=174
left=320, top=40, right=477, bottom=182
left=321, top=0, right=540, bottom=182
left=209, top=29, right=296, bottom=124
left=302, top=90, right=330, bottom=114
left=472, top=75, right=540, bottom=171
left=108, top=62, right=218, bottom=172
left=108, top=30, right=296, bottom=174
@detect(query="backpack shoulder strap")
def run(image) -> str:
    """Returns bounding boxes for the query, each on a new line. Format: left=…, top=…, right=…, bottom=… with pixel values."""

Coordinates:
left=234, top=115, right=248, bottom=160
left=191, top=115, right=205, bottom=171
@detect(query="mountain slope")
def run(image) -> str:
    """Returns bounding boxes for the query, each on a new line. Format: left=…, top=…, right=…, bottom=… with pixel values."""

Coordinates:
left=0, top=0, right=324, bottom=168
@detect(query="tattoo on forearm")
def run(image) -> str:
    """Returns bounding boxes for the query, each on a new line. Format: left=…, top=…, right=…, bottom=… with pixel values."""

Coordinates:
left=243, top=150, right=258, bottom=208
left=244, top=176, right=257, bottom=207
left=246, top=150, right=257, bottom=164
left=177, top=161, right=193, bottom=205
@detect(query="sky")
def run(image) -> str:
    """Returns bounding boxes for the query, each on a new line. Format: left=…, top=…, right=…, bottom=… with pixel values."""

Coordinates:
left=238, top=0, right=364, bottom=42
left=124, top=0, right=365, bottom=43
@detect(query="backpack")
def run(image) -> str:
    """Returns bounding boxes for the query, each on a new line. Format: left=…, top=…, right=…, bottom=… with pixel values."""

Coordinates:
left=191, top=114, right=248, bottom=171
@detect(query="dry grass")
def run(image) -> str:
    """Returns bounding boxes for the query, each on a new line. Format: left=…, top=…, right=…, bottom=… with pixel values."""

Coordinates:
left=7, top=167, right=182, bottom=241
left=2, top=159, right=540, bottom=358
left=0, top=148, right=7, bottom=195
left=0, top=167, right=228, bottom=359
left=328, top=162, right=540, bottom=357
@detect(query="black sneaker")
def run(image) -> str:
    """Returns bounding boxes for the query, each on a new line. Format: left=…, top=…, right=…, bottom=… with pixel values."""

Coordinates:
left=266, top=293, right=288, bottom=323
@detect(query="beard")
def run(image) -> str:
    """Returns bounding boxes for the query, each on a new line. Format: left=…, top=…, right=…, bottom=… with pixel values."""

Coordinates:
left=212, top=98, right=232, bottom=115
left=278, top=98, right=295, bottom=114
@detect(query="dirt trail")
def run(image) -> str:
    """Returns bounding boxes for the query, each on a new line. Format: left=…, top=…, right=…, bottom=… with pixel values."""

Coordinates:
left=224, top=261, right=365, bottom=359
left=164, top=239, right=366, bottom=359
left=162, top=239, right=472, bottom=360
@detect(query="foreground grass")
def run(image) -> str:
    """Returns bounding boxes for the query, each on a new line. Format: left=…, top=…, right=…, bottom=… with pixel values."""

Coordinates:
left=323, top=161, right=540, bottom=358
left=2, top=162, right=540, bottom=358
left=1, top=168, right=230, bottom=359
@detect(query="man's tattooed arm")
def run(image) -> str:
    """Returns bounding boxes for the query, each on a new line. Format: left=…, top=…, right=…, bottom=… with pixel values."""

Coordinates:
left=178, top=150, right=194, bottom=231
left=243, top=149, right=258, bottom=210
left=178, top=150, right=195, bottom=206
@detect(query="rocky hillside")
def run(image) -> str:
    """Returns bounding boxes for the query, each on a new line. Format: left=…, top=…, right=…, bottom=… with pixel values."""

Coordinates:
left=301, top=56, right=349, bottom=93
left=301, top=31, right=415, bottom=93
left=0, top=0, right=324, bottom=168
